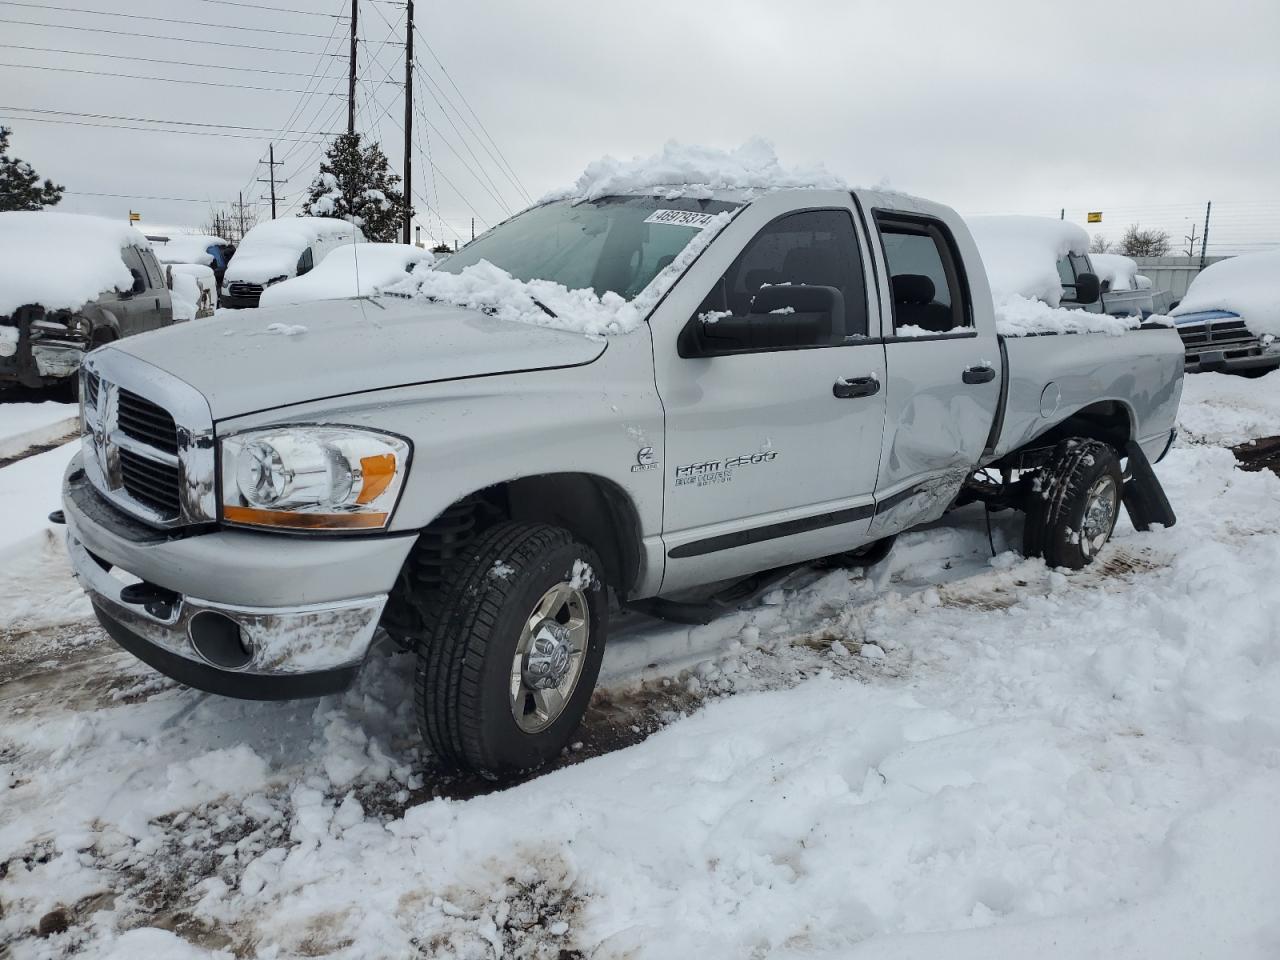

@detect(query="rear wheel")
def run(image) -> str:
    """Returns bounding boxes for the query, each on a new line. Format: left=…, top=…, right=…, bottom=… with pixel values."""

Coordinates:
left=413, top=521, right=608, bottom=777
left=1023, top=439, right=1122, bottom=570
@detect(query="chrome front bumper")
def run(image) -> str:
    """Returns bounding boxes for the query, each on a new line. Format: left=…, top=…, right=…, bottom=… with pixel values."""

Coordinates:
left=69, top=532, right=387, bottom=685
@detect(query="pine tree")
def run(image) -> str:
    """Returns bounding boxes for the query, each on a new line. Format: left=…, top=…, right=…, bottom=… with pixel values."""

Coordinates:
left=0, top=126, right=65, bottom=212
left=301, top=132, right=412, bottom=242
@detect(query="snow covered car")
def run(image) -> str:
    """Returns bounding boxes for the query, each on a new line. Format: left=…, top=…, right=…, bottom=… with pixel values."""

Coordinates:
left=967, top=216, right=1166, bottom=318
left=258, top=243, right=435, bottom=308
left=60, top=171, right=1184, bottom=777
left=154, top=233, right=235, bottom=292
left=165, top=262, right=217, bottom=321
left=0, top=212, right=173, bottom=391
left=220, top=218, right=365, bottom=309
left=1169, top=249, right=1280, bottom=374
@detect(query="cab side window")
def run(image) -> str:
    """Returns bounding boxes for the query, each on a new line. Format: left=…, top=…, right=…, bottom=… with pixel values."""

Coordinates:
left=140, top=249, right=165, bottom=290
left=120, top=246, right=149, bottom=294
left=875, top=215, right=971, bottom=335
left=695, top=209, right=868, bottom=348
left=296, top=247, right=315, bottom=276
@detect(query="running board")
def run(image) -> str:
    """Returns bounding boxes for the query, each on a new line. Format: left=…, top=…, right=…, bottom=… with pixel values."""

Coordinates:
left=626, top=564, right=802, bottom=626
left=1122, top=440, right=1177, bottom=531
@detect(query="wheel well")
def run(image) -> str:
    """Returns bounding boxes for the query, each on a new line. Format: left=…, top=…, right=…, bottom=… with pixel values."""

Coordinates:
left=423, top=474, right=643, bottom=596
left=1028, top=400, right=1134, bottom=453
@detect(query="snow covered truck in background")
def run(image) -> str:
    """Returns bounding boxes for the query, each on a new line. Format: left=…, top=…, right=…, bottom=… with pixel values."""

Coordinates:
left=0, top=212, right=173, bottom=393
left=1170, top=249, right=1280, bottom=375
left=220, top=217, right=365, bottom=309
left=967, top=216, right=1170, bottom=319
left=60, top=186, right=1183, bottom=777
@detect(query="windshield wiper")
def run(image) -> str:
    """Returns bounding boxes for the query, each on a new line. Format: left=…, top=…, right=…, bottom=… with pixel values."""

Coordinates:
left=532, top=298, right=557, bottom=318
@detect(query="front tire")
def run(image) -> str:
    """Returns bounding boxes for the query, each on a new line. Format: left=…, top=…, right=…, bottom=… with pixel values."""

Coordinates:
left=1023, top=439, right=1123, bottom=569
left=414, top=522, right=608, bottom=777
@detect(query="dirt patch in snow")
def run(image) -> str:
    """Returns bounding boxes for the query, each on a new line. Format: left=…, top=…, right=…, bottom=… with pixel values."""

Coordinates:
left=1232, top=435, right=1280, bottom=477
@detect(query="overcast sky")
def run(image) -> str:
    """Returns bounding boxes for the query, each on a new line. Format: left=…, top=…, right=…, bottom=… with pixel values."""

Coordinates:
left=6, top=0, right=1279, bottom=253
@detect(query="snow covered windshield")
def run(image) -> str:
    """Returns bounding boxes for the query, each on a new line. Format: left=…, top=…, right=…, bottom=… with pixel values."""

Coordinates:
left=433, top=196, right=741, bottom=301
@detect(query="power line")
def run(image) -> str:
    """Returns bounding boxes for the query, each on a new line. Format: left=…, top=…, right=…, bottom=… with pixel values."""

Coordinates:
left=414, top=27, right=532, bottom=204
left=415, top=65, right=512, bottom=212
left=2, top=106, right=338, bottom=136
left=66, top=190, right=227, bottom=205
left=0, top=114, right=328, bottom=143
left=0, top=42, right=343, bottom=79
left=0, top=61, right=350, bottom=96
left=186, top=0, right=347, bottom=17
left=0, top=1, right=337, bottom=39
left=0, top=18, right=344, bottom=56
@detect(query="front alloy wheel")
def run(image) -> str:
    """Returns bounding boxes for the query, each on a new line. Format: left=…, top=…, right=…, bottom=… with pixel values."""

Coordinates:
left=414, top=522, right=608, bottom=777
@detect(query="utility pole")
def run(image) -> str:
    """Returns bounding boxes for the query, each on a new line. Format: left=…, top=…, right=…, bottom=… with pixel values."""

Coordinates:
left=1199, top=201, right=1212, bottom=268
left=347, top=0, right=358, bottom=135
left=257, top=143, right=283, bottom=219
left=401, top=0, right=413, bottom=243
left=471, top=217, right=475, bottom=241
left=1059, top=208, right=1064, bottom=220
left=238, top=190, right=246, bottom=241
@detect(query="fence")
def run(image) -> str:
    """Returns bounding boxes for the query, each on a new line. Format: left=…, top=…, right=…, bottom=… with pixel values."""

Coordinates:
left=1131, top=255, right=1230, bottom=301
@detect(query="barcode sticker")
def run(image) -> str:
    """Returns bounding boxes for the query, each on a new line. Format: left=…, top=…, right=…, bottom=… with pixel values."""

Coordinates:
left=643, top=209, right=718, bottom=228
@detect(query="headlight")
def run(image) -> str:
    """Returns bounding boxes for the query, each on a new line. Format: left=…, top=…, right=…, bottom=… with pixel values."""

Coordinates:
left=1262, top=333, right=1278, bottom=353
left=220, top=426, right=410, bottom=532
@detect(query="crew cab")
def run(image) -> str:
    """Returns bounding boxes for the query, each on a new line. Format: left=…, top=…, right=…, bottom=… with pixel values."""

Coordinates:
left=1, top=212, right=173, bottom=392
left=220, top=217, right=364, bottom=309
left=61, top=187, right=1184, bottom=777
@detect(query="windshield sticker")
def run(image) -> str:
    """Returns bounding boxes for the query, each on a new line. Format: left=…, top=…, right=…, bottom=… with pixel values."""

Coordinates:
left=643, top=209, right=718, bottom=229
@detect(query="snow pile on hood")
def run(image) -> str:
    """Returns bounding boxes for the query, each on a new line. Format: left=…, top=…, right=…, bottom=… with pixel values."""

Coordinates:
left=1171, top=249, right=1280, bottom=335
left=1089, top=252, right=1140, bottom=291
left=260, top=243, right=435, bottom=308
left=155, top=234, right=224, bottom=267
left=545, top=138, right=845, bottom=202
left=994, top=293, right=1157, bottom=337
left=225, top=217, right=363, bottom=285
left=0, top=212, right=144, bottom=317
left=968, top=216, right=1090, bottom=306
left=386, top=211, right=734, bottom=336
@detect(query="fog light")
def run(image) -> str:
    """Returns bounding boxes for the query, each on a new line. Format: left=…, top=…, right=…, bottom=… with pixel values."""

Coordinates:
left=188, top=611, right=253, bottom=669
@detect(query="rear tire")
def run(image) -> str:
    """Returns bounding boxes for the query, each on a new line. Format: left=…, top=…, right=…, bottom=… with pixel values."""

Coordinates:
left=413, top=521, right=608, bottom=777
left=1023, top=439, right=1123, bottom=570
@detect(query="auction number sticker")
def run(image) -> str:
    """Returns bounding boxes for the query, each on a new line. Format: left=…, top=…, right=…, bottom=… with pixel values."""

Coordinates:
left=643, top=209, right=718, bottom=228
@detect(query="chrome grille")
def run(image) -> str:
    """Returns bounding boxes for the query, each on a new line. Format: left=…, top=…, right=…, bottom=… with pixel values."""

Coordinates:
left=1178, top=319, right=1262, bottom=365
left=79, top=351, right=216, bottom=529
left=118, top=388, right=179, bottom=455
left=120, top=447, right=181, bottom=518
left=227, top=281, right=264, bottom=305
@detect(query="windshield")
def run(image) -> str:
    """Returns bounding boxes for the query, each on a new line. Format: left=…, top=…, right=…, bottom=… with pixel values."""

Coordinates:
left=433, top=196, right=741, bottom=300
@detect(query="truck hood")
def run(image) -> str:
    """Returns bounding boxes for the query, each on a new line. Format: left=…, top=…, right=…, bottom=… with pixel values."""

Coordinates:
left=107, top=296, right=607, bottom=419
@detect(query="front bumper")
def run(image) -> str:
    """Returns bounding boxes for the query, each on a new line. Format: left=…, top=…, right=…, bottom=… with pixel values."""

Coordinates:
left=219, top=291, right=262, bottom=309
left=0, top=329, right=86, bottom=387
left=63, top=454, right=418, bottom=699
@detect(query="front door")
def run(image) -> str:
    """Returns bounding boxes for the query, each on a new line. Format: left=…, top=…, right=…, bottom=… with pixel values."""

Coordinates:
left=652, top=195, right=888, bottom=594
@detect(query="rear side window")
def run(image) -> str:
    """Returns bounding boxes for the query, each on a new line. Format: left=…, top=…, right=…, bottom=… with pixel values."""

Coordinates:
left=140, top=249, right=165, bottom=289
left=699, top=208, right=869, bottom=343
left=296, top=247, right=315, bottom=276
left=120, top=246, right=149, bottom=291
left=875, top=215, right=971, bottom=335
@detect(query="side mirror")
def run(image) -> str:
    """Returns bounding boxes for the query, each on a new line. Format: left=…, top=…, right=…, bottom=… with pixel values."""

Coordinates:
left=679, top=284, right=842, bottom=357
left=1073, top=271, right=1101, bottom=305
left=127, top=269, right=146, bottom=296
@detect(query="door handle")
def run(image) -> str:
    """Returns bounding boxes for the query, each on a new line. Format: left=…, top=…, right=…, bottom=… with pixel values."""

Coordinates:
left=833, top=376, right=881, bottom=399
left=962, top=365, right=996, bottom=385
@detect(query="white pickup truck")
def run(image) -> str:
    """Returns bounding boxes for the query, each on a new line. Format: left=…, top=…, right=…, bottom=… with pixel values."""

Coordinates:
left=60, top=185, right=1184, bottom=776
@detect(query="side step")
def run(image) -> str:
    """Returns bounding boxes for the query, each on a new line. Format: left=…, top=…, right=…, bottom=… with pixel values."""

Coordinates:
left=1122, top=440, right=1177, bottom=531
left=627, top=536, right=898, bottom=627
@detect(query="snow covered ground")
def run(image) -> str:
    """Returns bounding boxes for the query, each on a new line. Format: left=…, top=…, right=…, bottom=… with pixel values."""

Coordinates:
left=1, top=372, right=1279, bottom=959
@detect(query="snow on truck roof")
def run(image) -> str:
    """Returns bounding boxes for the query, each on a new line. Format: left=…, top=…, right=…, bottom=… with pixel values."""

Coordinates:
left=260, top=243, right=435, bottom=308
left=543, top=138, right=847, bottom=202
left=0, top=211, right=148, bottom=317
left=1172, top=248, right=1280, bottom=336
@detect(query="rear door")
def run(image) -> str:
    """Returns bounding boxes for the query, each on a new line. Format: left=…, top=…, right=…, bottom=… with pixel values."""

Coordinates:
left=138, top=248, right=173, bottom=326
left=653, top=192, right=889, bottom=594
left=866, top=210, right=1002, bottom=537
